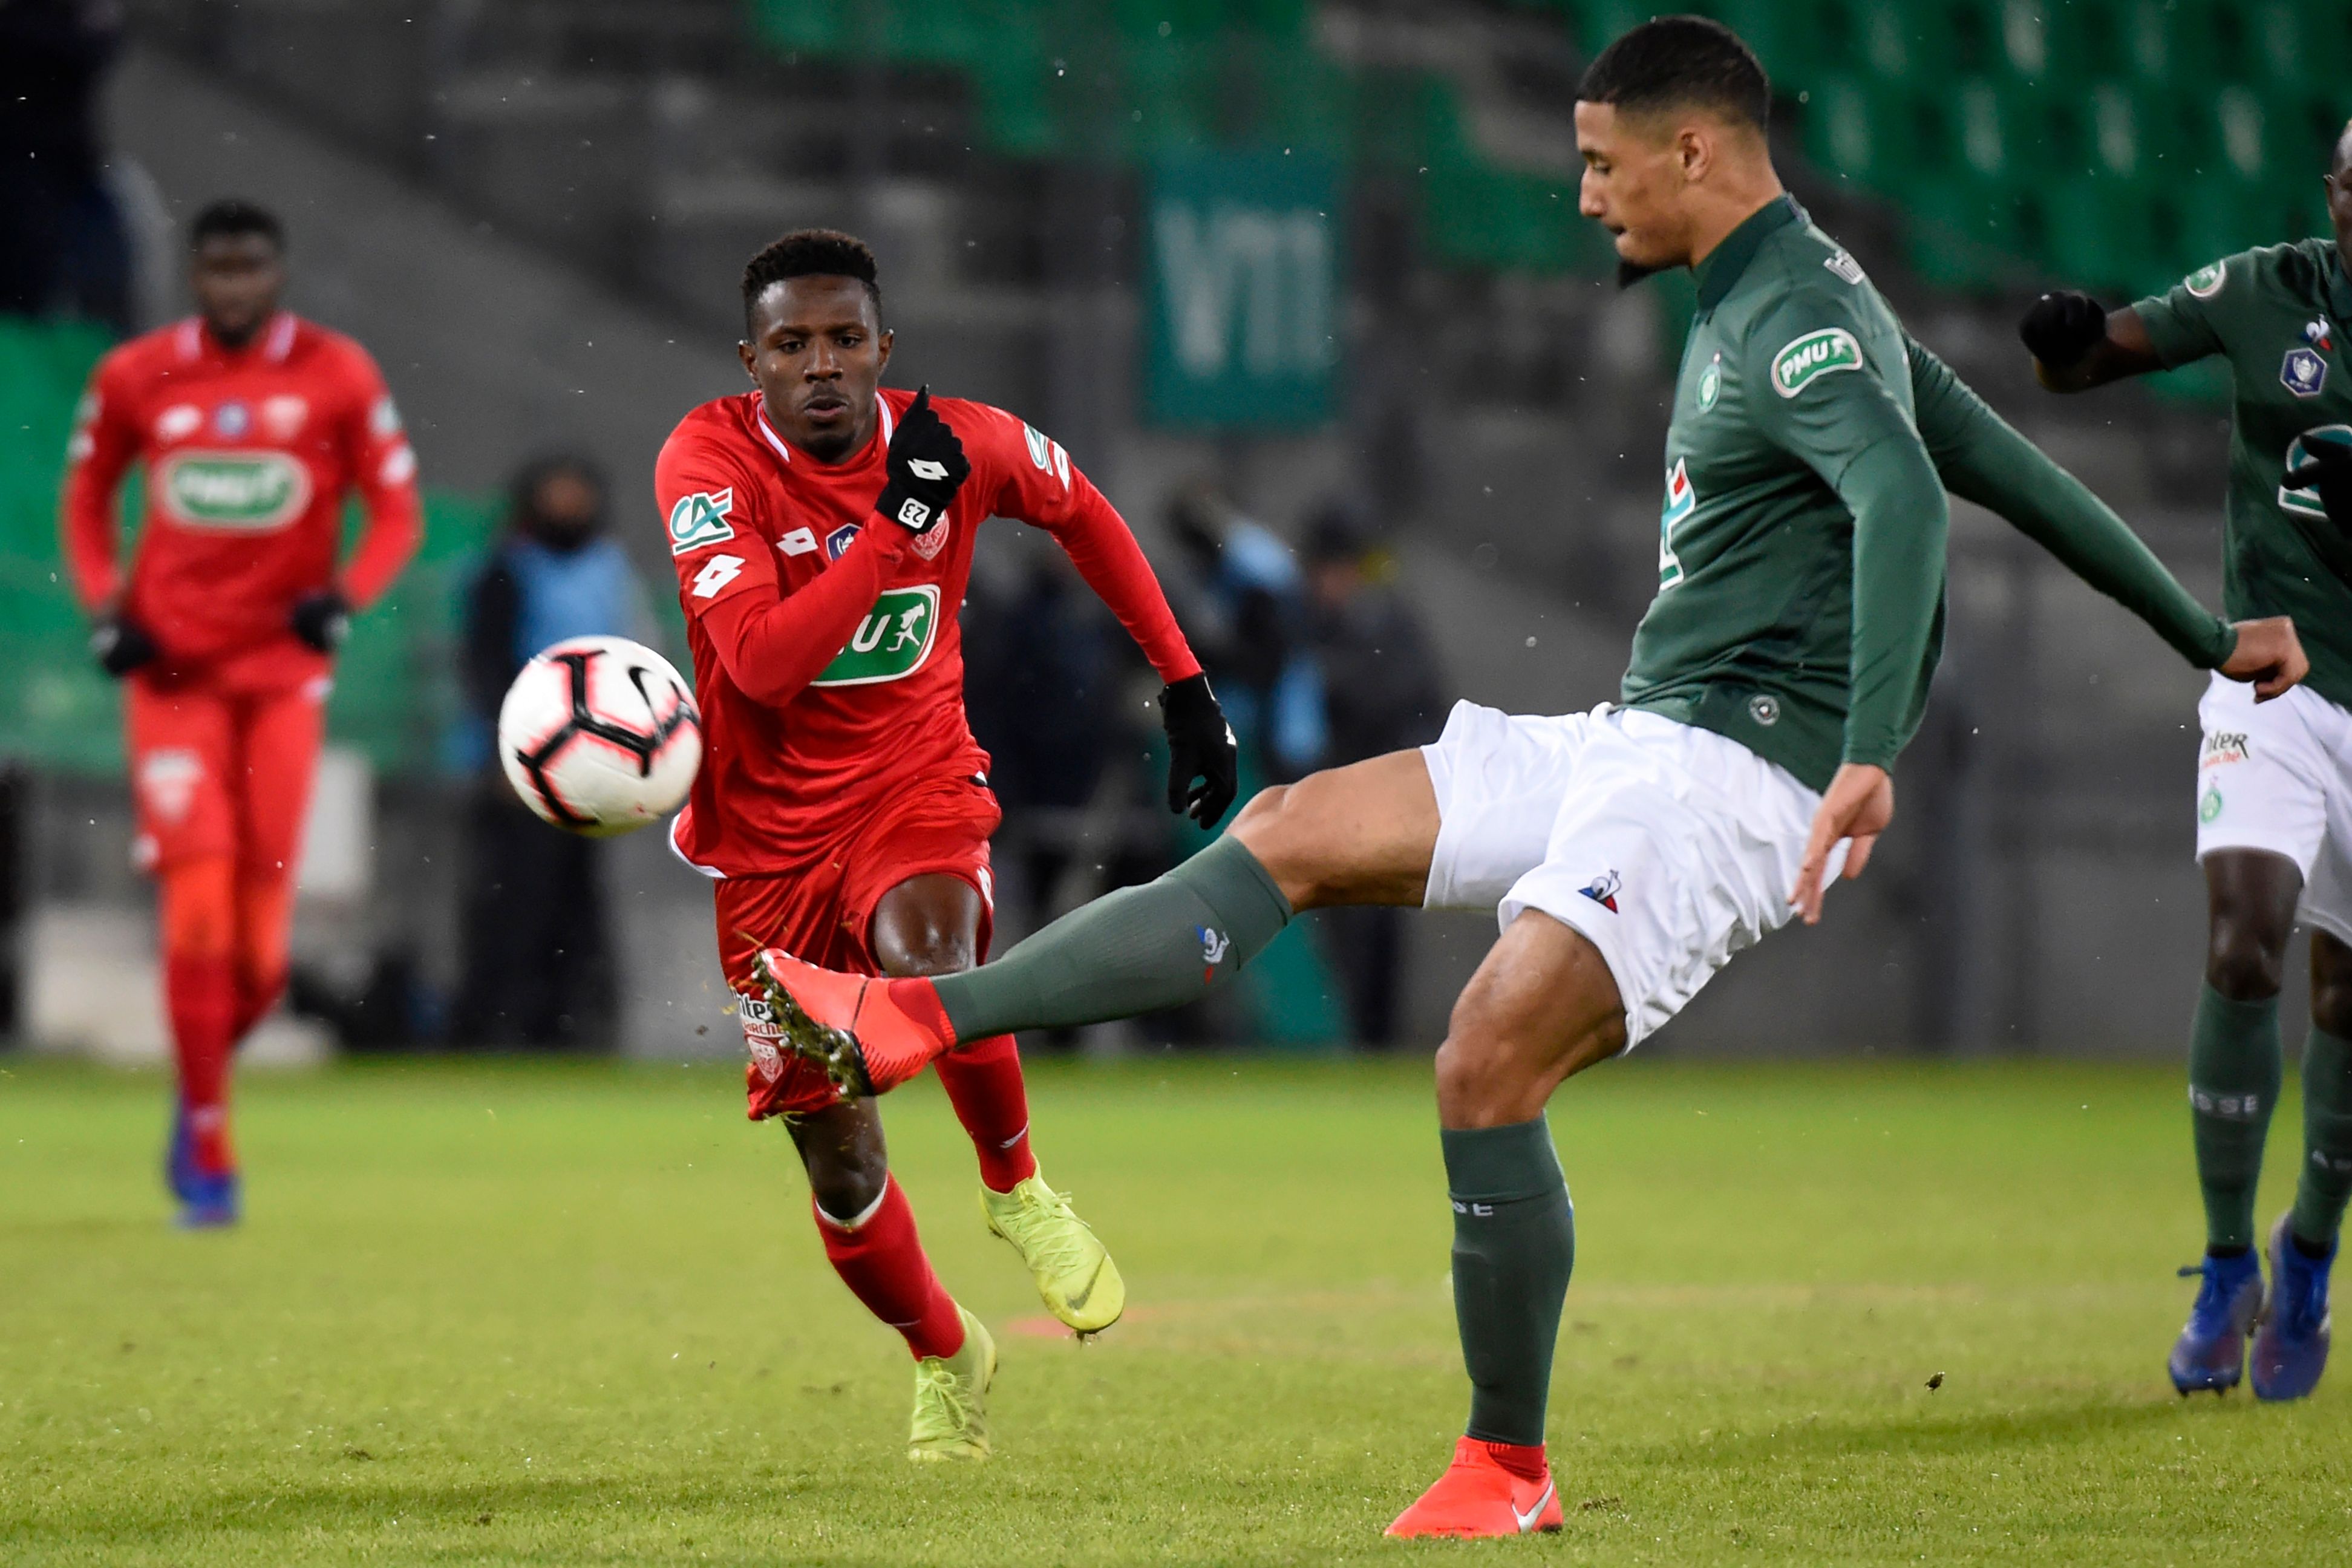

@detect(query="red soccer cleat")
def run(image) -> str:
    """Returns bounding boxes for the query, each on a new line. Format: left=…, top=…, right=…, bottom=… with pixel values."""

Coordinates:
left=1383, top=1437, right=1564, bottom=1540
left=752, top=949, right=954, bottom=1099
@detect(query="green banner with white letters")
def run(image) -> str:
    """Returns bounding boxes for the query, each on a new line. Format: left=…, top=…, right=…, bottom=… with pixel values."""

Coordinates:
left=1142, top=152, right=1342, bottom=430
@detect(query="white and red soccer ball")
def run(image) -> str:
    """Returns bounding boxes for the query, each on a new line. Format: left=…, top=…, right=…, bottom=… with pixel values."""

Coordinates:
left=497, top=636, right=701, bottom=837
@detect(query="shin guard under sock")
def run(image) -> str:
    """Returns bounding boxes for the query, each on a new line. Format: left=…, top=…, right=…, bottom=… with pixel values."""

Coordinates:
left=813, top=1178, right=966, bottom=1361
left=2291, top=1025, right=2352, bottom=1250
left=933, top=1034, right=1038, bottom=1191
left=924, top=835, right=1292, bottom=1042
left=1442, top=1117, right=1575, bottom=1449
left=166, top=952, right=239, bottom=1174
left=2189, top=984, right=2282, bottom=1253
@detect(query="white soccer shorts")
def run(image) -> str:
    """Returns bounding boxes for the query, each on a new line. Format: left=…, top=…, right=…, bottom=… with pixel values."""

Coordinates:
left=2194, top=671, right=2352, bottom=947
left=1419, top=700, right=1841, bottom=1049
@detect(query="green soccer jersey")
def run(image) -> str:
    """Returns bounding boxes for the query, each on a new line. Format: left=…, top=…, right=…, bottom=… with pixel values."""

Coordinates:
left=2134, top=240, right=2352, bottom=710
left=1623, top=196, right=1949, bottom=791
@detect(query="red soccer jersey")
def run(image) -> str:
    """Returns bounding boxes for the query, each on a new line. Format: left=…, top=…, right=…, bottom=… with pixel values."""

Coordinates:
left=61, top=313, right=424, bottom=687
left=657, top=387, right=1200, bottom=879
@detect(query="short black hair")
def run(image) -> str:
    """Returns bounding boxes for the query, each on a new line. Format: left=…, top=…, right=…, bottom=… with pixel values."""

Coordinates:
left=741, top=229, right=882, bottom=335
left=1577, top=16, right=1770, bottom=135
left=189, top=198, right=285, bottom=253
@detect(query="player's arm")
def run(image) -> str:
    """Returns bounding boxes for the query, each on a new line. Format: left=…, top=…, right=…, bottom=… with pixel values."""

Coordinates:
left=1751, top=301, right=1945, bottom=920
left=981, top=408, right=1238, bottom=826
left=305, top=347, right=425, bottom=652
left=2022, top=255, right=2237, bottom=392
left=1915, top=335, right=2303, bottom=695
left=58, top=354, right=157, bottom=676
left=660, top=394, right=966, bottom=707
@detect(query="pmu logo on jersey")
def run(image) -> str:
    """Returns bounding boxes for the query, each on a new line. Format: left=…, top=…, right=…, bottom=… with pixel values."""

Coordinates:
left=1771, top=327, right=1863, bottom=397
left=2282, top=347, right=2328, bottom=399
left=811, top=584, right=941, bottom=687
left=137, top=748, right=205, bottom=825
left=2279, top=426, right=2352, bottom=518
left=156, top=451, right=312, bottom=530
left=666, top=488, right=735, bottom=555
left=1578, top=871, right=1622, bottom=913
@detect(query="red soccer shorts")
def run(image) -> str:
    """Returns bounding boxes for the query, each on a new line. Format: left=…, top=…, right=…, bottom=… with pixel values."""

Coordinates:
left=714, top=773, right=1000, bottom=1120
left=125, top=670, right=329, bottom=877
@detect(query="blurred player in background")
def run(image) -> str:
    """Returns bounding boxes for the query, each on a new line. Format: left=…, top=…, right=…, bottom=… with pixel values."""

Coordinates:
left=756, top=23, right=2308, bottom=1535
left=659, top=230, right=1232, bottom=1460
left=59, top=198, right=423, bottom=1227
left=2022, top=120, right=2352, bottom=1403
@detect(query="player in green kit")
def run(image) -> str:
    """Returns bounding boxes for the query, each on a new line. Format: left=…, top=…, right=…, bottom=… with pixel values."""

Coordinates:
left=757, top=19, right=2307, bottom=1535
left=2022, top=122, right=2352, bottom=1402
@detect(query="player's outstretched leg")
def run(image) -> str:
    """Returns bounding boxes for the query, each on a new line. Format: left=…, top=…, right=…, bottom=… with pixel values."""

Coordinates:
left=2252, top=936, right=2352, bottom=1398
left=1387, top=912, right=1621, bottom=1540
left=869, top=875, right=1127, bottom=1334
left=160, top=856, right=242, bottom=1228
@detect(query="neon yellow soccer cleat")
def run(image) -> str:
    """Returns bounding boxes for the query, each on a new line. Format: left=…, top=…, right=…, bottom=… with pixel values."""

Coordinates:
left=980, top=1173, right=1126, bottom=1335
left=908, top=1307, right=996, bottom=1462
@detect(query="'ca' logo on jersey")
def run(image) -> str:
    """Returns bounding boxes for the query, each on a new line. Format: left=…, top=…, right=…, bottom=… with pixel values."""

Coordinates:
left=1771, top=327, right=1863, bottom=398
left=667, top=488, right=735, bottom=555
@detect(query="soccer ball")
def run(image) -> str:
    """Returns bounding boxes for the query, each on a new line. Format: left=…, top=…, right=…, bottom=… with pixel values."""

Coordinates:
left=498, top=635, right=701, bottom=837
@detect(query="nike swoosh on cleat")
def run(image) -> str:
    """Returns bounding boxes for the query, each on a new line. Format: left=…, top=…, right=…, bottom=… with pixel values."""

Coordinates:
left=1064, top=1267, right=1097, bottom=1315
left=1512, top=1482, right=1556, bottom=1534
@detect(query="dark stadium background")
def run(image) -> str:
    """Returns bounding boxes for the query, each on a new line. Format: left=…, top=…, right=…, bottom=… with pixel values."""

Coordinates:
left=5, top=0, right=2340, bottom=1064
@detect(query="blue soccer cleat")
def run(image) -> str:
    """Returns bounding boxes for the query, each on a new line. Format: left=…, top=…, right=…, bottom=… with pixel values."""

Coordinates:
left=2168, top=1248, right=2263, bottom=1394
left=2250, top=1215, right=2333, bottom=1402
left=164, top=1108, right=241, bottom=1229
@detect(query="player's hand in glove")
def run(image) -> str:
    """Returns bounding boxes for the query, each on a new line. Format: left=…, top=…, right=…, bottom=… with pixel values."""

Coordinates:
left=2284, top=431, right=2352, bottom=534
left=290, top=589, right=351, bottom=653
left=873, top=385, right=969, bottom=537
left=1158, top=673, right=1239, bottom=829
left=90, top=611, right=159, bottom=679
left=2018, top=290, right=2108, bottom=368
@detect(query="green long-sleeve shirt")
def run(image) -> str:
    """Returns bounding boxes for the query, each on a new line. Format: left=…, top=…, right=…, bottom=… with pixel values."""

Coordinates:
left=1625, top=197, right=2233, bottom=792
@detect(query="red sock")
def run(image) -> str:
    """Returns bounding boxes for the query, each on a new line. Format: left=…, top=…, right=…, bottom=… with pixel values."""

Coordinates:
left=1471, top=1437, right=1549, bottom=1482
left=884, top=976, right=956, bottom=1045
left=230, top=970, right=284, bottom=1047
left=813, top=1177, right=966, bottom=1360
left=932, top=1034, right=1038, bottom=1191
left=166, top=952, right=238, bottom=1174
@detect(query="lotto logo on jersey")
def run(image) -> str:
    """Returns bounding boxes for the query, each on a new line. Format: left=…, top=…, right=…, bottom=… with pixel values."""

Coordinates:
left=155, top=450, right=312, bottom=530
left=667, top=488, right=736, bottom=555
left=811, top=585, right=942, bottom=687
left=1770, top=327, right=1863, bottom=397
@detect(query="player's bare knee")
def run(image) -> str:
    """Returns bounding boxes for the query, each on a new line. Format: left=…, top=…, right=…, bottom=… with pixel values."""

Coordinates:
left=1231, top=780, right=1344, bottom=908
left=875, top=923, right=978, bottom=978
left=802, top=1141, right=889, bottom=1220
left=2206, top=915, right=2288, bottom=1000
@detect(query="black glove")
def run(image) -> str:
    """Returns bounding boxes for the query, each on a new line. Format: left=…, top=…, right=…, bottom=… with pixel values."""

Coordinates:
left=290, top=589, right=351, bottom=653
left=2018, top=290, right=2108, bottom=368
left=1158, top=673, right=1239, bottom=829
left=90, top=612, right=159, bottom=679
left=873, top=386, right=969, bottom=537
left=2285, top=433, right=2352, bottom=532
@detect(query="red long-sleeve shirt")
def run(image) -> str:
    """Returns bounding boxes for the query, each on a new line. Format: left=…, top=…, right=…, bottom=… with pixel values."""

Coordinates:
left=61, top=313, right=423, bottom=688
left=657, top=387, right=1200, bottom=879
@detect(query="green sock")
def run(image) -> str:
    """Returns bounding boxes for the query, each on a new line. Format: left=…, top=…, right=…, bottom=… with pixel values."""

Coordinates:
left=1442, top=1117, right=1574, bottom=1449
left=2290, top=1025, right=2352, bottom=1250
left=2188, top=984, right=2282, bottom=1253
left=929, top=835, right=1292, bottom=1040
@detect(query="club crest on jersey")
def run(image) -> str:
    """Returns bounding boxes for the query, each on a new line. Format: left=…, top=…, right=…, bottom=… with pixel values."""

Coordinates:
left=811, top=584, right=941, bottom=687
left=909, top=514, right=952, bottom=561
left=2280, top=426, right=2352, bottom=517
left=213, top=400, right=251, bottom=437
left=261, top=395, right=309, bottom=440
left=825, top=522, right=863, bottom=561
left=2282, top=347, right=2328, bottom=399
left=1696, top=354, right=1722, bottom=411
left=1771, top=327, right=1863, bottom=397
left=137, top=748, right=205, bottom=824
left=666, top=488, right=735, bottom=555
left=1578, top=871, right=1621, bottom=913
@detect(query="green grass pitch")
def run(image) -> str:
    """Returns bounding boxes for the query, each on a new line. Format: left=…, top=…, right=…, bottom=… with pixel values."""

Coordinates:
left=4, top=1054, right=2349, bottom=1565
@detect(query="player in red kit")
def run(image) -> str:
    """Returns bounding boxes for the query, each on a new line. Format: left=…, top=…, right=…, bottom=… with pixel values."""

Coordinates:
left=657, top=230, right=1233, bottom=1459
left=60, top=200, right=423, bottom=1227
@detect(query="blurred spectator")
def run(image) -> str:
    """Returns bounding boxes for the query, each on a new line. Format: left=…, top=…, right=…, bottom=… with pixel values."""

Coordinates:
left=449, top=456, right=649, bottom=1050
left=1165, top=479, right=1325, bottom=781
left=0, top=0, right=131, bottom=330
left=1302, top=501, right=1445, bottom=1049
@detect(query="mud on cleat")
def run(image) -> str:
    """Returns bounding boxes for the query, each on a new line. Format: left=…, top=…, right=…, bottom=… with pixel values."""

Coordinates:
left=751, top=947, right=951, bottom=1098
left=2168, top=1248, right=2262, bottom=1394
left=2250, top=1214, right=2333, bottom=1402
